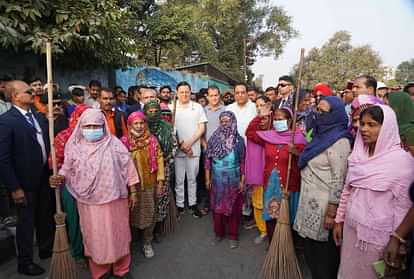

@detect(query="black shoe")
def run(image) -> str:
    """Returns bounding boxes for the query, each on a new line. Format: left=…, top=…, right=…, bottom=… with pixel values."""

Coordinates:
left=190, top=206, right=203, bottom=218
left=39, top=250, right=52, bottom=260
left=18, top=263, right=45, bottom=276
left=177, top=207, right=185, bottom=216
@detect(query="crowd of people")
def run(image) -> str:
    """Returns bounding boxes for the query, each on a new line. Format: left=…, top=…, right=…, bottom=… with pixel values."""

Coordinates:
left=0, top=74, right=413, bottom=279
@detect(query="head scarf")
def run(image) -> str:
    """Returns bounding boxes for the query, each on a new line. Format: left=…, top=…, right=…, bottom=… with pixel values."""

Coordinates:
left=351, top=95, right=383, bottom=117
left=69, top=104, right=90, bottom=130
left=347, top=104, right=414, bottom=191
left=206, top=111, right=243, bottom=159
left=123, top=111, right=158, bottom=174
left=387, top=92, right=414, bottom=146
left=62, top=109, right=132, bottom=204
left=298, top=96, right=352, bottom=169
left=52, top=104, right=91, bottom=169
left=143, top=100, right=174, bottom=155
left=257, top=107, right=307, bottom=145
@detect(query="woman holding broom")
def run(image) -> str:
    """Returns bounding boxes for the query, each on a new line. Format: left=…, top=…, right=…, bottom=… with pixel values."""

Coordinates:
left=50, top=108, right=139, bottom=279
left=205, top=111, right=246, bottom=249
left=48, top=104, right=89, bottom=264
left=144, top=100, right=178, bottom=236
left=246, top=107, right=306, bottom=244
left=333, top=105, right=414, bottom=279
left=293, top=96, right=352, bottom=279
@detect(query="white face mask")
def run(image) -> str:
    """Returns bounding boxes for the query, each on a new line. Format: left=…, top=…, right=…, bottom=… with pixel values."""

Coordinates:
left=273, top=120, right=288, bottom=132
left=82, top=128, right=104, bottom=142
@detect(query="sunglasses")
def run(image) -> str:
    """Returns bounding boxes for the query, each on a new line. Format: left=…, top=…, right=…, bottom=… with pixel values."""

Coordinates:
left=278, top=83, right=291, bottom=88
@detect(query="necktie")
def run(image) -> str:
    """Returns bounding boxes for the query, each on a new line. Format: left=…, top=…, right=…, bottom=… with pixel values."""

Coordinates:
left=26, top=112, right=36, bottom=128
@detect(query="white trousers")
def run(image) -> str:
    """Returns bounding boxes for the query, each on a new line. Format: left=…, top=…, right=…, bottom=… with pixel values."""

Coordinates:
left=174, top=156, right=199, bottom=208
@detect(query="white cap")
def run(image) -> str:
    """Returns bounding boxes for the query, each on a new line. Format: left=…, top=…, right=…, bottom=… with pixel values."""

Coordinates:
left=377, top=82, right=387, bottom=89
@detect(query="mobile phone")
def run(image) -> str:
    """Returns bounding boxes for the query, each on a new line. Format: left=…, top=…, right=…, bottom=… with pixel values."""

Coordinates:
left=372, top=260, right=385, bottom=278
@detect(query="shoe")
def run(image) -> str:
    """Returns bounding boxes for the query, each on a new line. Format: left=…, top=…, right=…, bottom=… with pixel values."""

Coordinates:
left=243, top=219, right=256, bottom=230
left=143, top=244, right=155, bottom=258
left=211, top=236, right=223, bottom=246
left=190, top=206, right=203, bottom=218
left=254, top=234, right=268, bottom=244
left=17, top=263, right=45, bottom=276
left=229, top=240, right=239, bottom=249
left=177, top=207, right=185, bottom=216
left=39, top=250, right=52, bottom=259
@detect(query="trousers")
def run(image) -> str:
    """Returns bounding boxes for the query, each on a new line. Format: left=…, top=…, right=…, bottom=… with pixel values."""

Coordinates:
left=89, top=254, right=131, bottom=279
left=174, top=156, right=199, bottom=207
left=213, top=194, right=243, bottom=240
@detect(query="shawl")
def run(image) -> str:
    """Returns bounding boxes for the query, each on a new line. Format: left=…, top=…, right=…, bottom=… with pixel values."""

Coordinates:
left=388, top=92, right=414, bottom=146
left=351, top=94, right=383, bottom=118
left=298, top=96, right=352, bottom=169
left=143, top=100, right=174, bottom=155
left=347, top=105, right=414, bottom=191
left=123, top=111, right=158, bottom=173
left=52, top=104, right=90, bottom=169
left=207, top=111, right=243, bottom=160
left=61, top=109, right=133, bottom=205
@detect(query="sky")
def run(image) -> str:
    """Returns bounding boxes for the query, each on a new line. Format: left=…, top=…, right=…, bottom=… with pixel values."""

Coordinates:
left=252, top=0, right=414, bottom=88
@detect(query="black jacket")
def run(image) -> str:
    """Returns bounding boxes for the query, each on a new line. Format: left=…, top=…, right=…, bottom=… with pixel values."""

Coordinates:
left=0, top=106, right=50, bottom=192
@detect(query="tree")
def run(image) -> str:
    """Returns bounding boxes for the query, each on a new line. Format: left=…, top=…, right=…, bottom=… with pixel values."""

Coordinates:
left=129, top=0, right=297, bottom=81
left=291, top=31, right=385, bottom=89
left=395, top=59, right=414, bottom=84
left=0, top=0, right=134, bottom=67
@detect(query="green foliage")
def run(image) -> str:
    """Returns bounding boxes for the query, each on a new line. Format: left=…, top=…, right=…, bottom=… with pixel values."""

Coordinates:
left=127, top=0, right=297, bottom=81
left=0, top=0, right=133, bottom=66
left=291, top=31, right=385, bottom=89
left=395, top=59, right=414, bottom=84
left=0, top=0, right=297, bottom=75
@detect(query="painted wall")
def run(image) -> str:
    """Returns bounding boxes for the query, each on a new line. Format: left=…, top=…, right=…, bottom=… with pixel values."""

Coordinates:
left=116, top=66, right=232, bottom=93
left=0, top=51, right=113, bottom=93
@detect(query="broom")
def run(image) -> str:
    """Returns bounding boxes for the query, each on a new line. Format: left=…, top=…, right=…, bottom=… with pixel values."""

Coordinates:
left=262, top=48, right=305, bottom=279
left=46, top=40, right=78, bottom=279
left=161, top=90, right=178, bottom=234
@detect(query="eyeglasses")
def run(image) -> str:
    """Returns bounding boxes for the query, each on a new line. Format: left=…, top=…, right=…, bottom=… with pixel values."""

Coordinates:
left=278, top=83, right=291, bottom=88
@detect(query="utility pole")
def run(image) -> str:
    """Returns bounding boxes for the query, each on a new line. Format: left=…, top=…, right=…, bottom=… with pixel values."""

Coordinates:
left=243, top=38, right=247, bottom=83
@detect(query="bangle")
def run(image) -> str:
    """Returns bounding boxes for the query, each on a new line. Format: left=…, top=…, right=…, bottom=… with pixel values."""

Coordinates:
left=391, top=231, right=406, bottom=244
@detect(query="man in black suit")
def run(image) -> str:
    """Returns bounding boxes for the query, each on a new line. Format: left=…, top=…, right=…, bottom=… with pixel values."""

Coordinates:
left=274, top=75, right=296, bottom=110
left=0, top=80, right=54, bottom=276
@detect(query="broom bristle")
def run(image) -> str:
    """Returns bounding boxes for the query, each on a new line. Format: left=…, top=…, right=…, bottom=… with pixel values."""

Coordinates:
left=49, top=213, right=78, bottom=279
left=262, top=197, right=303, bottom=279
left=162, top=191, right=178, bottom=234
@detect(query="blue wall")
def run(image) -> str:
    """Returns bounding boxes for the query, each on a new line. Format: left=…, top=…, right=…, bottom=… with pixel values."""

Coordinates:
left=116, top=66, right=231, bottom=93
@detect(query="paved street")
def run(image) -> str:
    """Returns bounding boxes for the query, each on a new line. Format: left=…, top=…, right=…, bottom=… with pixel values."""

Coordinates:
left=0, top=210, right=310, bottom=279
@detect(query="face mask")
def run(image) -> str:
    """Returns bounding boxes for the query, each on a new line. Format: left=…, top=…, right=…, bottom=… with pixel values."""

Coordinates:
left=82, top=128, right=104, bottom=142
left=273, top=120, right=288, bottom=132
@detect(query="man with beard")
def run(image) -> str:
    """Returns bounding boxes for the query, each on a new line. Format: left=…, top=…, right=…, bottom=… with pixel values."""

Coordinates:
left=158, top=85, right=173, bottom=123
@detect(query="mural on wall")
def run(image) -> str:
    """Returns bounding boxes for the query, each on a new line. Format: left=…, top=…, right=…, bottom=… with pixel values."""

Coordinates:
left=116, top=66, right=231, bottom=93
left=135, top=67, right=178, bottom=89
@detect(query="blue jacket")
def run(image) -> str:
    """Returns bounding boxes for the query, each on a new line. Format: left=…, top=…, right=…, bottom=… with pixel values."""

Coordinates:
left=0, top=106, right=50, bottom=192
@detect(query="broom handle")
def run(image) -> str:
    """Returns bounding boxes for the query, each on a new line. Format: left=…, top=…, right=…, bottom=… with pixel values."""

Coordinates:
left=171, top=91, right=178, bottom=130
left=46, top=41, right=63, bottom=214
left=284, top=48, right=305, bottom=196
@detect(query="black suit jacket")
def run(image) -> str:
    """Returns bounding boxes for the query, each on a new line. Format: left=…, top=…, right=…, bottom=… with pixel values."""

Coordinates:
left=0, top=106, right=50, bottom=192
